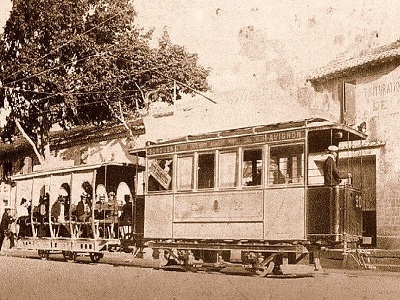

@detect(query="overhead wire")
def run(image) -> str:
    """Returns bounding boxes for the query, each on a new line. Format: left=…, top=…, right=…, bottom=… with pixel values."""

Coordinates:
left=1, top=10, right=217, bottom=116
left=2, top=9, right=124, bottom=83
left=10, top=94, right=137, bottom=119
left=106, top=52, right=217, bottom=104
left=2, top=48, right=216, bottom=108
left=4, top=52, right=104, bottom=86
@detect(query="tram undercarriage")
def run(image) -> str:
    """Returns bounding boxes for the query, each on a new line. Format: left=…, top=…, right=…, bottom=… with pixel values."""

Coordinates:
left=150, top=240, right=322, bottom=277
left=16, top=236, right=119, bottom=262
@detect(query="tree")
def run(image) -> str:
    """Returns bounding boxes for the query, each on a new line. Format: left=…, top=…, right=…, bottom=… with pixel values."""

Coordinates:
left=0, top=0, right=210, bottom=164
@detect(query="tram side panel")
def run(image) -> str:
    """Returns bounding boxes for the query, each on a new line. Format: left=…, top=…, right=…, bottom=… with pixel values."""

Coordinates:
left=144, top=188, right=305, bottom=242
left=144, top=191, right=265, bottom=241
left=173, top=191, right=264, bottom=240
left=264, top=187, right=305, bottom=241
left=144, top=194, right=173, bottom=239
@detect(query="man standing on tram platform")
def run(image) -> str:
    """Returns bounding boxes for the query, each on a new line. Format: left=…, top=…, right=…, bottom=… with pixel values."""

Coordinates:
left=323, top=145, right=341, bottom=186
left=323, top=145, right=342, bottom=242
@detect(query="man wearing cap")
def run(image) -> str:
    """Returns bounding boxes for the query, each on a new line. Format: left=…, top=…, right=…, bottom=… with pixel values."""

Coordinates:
left=323, top=145, right=341, bottom=186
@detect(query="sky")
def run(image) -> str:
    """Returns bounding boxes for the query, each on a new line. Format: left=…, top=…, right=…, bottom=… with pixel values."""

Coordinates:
left=2, top=0, right=400, bottom=135
left=132, top=0, right=400, bottom=92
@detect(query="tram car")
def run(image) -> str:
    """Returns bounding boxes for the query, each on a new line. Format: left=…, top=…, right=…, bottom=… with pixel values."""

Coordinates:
left=11, top=162, right=144, bottom=262
left=134, top=118, right=367, bottom=276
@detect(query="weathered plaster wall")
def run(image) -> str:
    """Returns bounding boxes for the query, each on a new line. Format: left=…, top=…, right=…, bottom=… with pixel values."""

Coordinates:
left=353, top=65, right=400, bottom=248
left=309, top=63, right=400, bottom=249
left=56, top=138, right=136, bottom=166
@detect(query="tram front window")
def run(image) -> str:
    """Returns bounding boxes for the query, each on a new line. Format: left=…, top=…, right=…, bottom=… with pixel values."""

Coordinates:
left=148, top=157, right=173, bottom=192
left=269, top=144, right=304, bottom=185
left=242, top=149, right=262, bottom=186
left=198, top=153, right=215, bottom=189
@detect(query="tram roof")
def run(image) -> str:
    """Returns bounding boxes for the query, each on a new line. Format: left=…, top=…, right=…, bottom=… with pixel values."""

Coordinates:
left=133, top=118, right=367, bottom=151
left=306, top=119, right=367, bottom=138
left=11, top=162, right=140, bottom=181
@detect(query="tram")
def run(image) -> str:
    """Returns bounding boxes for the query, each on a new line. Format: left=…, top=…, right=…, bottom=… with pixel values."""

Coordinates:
left=11, top=162, right=144, bottom=262
left=133, top=118, right=367, bottom=276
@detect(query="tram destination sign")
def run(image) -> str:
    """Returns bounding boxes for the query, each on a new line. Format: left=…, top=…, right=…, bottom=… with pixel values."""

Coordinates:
left=147, top=129, right=305, bottom=155
left=148, top=161, right=172, bottom=189
left=147, top=145, right=175, bottom=156
left=265, top=130, right=305, bottom=142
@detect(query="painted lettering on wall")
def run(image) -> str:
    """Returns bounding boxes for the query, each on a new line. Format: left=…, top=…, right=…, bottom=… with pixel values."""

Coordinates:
left=363, top=80, right=400, bottom=111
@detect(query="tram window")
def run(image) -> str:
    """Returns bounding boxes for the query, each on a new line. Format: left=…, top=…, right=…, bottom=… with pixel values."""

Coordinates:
left=177, top=156, right=194, bottom=190
left=219, top=151, right=238, bottom=188
left=198, top=153, right=215, bottom=189
left=148, top=157, right=173, bottom=192
left=269, top=144, right=304, bottom=185
left=242, top=149, right=262, bottom=186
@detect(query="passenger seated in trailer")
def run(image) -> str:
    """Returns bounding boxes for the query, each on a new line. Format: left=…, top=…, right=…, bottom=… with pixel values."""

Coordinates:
left=118, top=195, right=134, bottom=240
left=16, top=198, right=31, bottom=237
left=37, top=193, right=50, bottom=237
left=36, top=193, right=50, bottom=223
left=50, top=188, right=71, bottom=237
left=76, top=192, right=92, bottom=222
left=73, top=191, right=93, bottom=238
left=107, top=192, right=119, bottom=238
left=94, top=195, right=106, bottom=220
left=94, top=187, right=110, bottom=238
left=75, top=180, right=93, bottom=222
left=120, top=195, right=133, bottom=225
left=107, top=192, right=119, bottom=221
left=60, top=183, right=71, bottom=220
left=94, top=185, right=110, bottom=221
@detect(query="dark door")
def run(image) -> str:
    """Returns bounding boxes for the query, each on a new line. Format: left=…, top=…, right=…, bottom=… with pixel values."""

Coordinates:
left=338, top=155, right=376, bottom=246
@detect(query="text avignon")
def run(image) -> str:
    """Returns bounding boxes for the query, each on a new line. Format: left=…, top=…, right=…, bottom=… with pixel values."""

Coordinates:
left=266, top=130, right=305, bottom=142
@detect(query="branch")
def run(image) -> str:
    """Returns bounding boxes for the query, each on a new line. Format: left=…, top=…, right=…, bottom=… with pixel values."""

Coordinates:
left=134, top=82, right=144, bottom=111
left=118, top=101, right=134, bottom=138
left=134, top=82, right=153, bottom=115
left=105, top=99, right=134, bottom=139
left=15, top=119, right=45, bottom=164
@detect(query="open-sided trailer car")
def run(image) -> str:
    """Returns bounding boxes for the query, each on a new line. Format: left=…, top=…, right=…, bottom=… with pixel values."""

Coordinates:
left=11, top=162, right=143, bottom=262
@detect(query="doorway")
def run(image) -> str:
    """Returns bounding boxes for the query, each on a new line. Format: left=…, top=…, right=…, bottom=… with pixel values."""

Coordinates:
left=339, top=155, right=376, bottom=247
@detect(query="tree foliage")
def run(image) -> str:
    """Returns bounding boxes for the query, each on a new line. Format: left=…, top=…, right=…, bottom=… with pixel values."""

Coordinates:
left=0, top=0, right=210, bottom=162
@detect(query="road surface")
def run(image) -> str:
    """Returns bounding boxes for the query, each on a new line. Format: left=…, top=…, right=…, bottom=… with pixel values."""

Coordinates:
left=0, top=254, right=400, bottom=300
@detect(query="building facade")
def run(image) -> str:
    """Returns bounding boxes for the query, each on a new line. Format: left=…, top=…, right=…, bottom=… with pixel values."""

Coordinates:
left=307, top=40, right=400, bottom=249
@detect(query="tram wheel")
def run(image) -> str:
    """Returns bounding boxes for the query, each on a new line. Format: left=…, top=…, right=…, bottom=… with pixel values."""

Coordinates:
left=89, top=252, right=103, bottom=263
left=38, top=250, right=50, bottom=260
left=62, top=251, right=76, bottom=263
left=254, top=261, right=275, bottom=277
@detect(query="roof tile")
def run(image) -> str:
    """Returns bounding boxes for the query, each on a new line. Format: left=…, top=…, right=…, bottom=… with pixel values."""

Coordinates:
left=307, top=40, right=400, bottom=82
